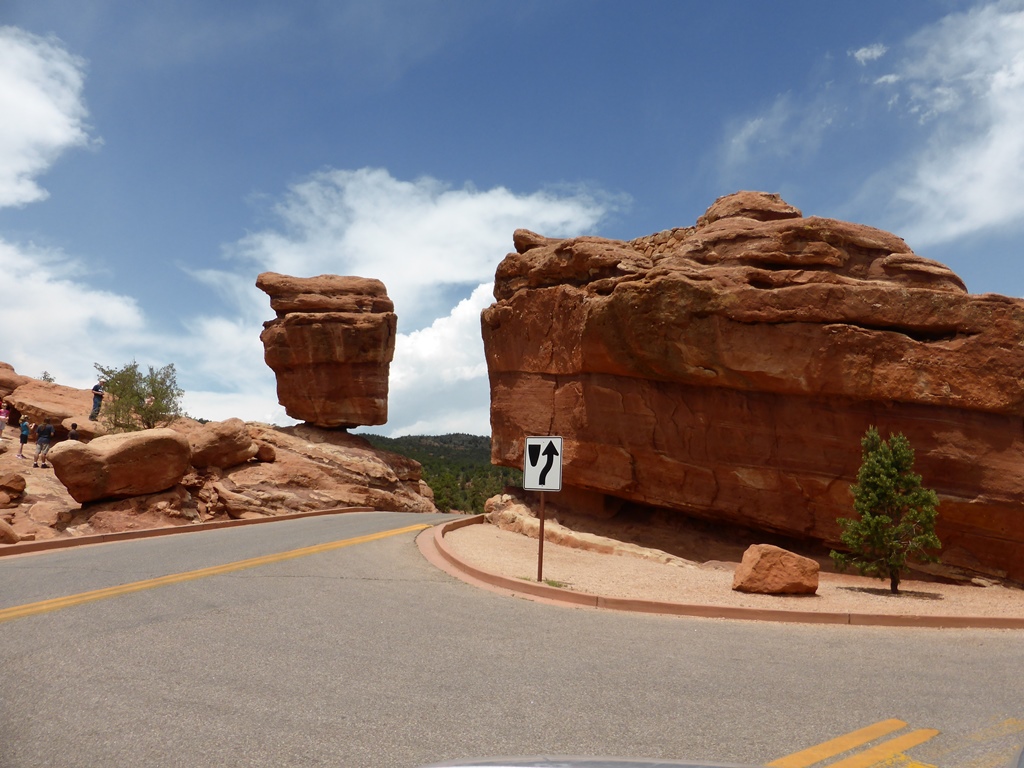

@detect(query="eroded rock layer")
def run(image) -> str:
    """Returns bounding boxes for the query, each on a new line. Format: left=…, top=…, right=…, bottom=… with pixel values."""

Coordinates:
left=482, top=191, right=1024, bottom=582
left=257, top=272, right=397, bottom=428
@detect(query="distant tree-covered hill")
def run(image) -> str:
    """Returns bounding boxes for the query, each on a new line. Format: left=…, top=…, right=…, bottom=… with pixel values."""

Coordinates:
left=361, top=433, right=520, bottom=514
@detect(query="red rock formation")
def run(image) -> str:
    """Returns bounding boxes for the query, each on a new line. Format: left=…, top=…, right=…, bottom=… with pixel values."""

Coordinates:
left=3, top=379, right=98, bottom=440
left=482, top=191, right=1024, bottom=583
left=257, top=273, right=397, bottom=428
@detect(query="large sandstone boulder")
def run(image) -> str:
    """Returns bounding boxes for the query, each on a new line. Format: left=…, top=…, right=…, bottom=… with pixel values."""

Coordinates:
left=49, top=428, right=192, bottom=503
left=732, top=544, right=819, bottom=595
left=185, top=418, right=259, bottom=469
left=257, top=272, right=397, bottom=428
left=482, top=191, right=1024, bottom=583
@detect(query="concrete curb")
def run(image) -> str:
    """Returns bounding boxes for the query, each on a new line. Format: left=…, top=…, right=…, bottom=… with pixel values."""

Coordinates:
left=0, top=506, right=376, bottom=558
left=418, top=516, right=1024, bottom=629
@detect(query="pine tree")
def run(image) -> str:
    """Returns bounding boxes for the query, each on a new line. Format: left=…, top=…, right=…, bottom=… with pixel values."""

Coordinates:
left=830, top=426, right=941, bottom=594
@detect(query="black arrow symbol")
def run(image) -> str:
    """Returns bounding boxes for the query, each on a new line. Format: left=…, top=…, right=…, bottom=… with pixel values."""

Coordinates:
left=538, top=441, right=559, bottom=486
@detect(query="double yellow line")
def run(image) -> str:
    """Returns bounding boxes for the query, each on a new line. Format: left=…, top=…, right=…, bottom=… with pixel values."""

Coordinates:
left=0, top=523, right=429, bottom=625
left=770, top=718, right=940, bottom=768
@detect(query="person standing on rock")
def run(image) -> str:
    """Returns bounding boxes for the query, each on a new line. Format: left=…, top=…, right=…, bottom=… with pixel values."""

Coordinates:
left=90, top=378, right=106, bottom=420
left=16, top=416, right=30, bottom=459
left=33, top=418, right=55, bottom=468
left=0, top=401, right=9, bottom=438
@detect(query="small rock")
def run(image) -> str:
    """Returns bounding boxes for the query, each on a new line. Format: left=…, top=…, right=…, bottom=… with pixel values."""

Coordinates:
left=732, top=544, right=819, bottom=595
left=0, top=517, right=21, bottom=543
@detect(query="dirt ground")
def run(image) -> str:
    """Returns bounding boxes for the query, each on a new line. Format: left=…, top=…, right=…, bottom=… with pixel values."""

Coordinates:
left=443, top=520, right=1024, bottom=619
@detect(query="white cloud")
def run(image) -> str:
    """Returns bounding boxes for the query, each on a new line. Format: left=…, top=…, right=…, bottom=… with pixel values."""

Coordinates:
left=186, top=168, right=613, bottom=433
left=851, top=43, right=889, bottom=65
left=1, top=162, right=611, bottom=433
left=0, top=23, right=611, bottom=435
left=0, top=238, right=150, bottom=386
left=0, top=26, right=92, bottom=208
left=883, top=1, right=1024, bottom=245
left=228, top=168, right=611, bottom=332
left=383, top=282, right=495, bottom=436
left=720, top=94, right=837, bottom=176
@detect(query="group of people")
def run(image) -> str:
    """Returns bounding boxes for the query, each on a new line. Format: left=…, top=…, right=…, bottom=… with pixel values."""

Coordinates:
left=0, top=400, right=81, bottom=469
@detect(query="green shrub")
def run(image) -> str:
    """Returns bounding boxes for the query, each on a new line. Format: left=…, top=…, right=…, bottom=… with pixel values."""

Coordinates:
left=94, top=360, right=185, bottom=432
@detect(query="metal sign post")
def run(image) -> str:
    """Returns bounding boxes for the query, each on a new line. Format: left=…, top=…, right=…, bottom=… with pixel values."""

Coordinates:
left=523, top=436, right=562, bottom=583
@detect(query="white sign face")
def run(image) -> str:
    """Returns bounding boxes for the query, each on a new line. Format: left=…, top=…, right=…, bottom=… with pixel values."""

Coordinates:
left=523, top=436, right=563, bottom=491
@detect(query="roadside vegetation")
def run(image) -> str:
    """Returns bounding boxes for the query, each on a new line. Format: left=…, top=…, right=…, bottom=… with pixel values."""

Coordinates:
left=361, top=433, right=518, bottom=514
left=95, top=360, right=185, bottom=432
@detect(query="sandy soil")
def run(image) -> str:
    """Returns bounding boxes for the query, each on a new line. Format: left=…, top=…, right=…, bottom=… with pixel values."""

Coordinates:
left=444, top=521, right=1024, bottom=619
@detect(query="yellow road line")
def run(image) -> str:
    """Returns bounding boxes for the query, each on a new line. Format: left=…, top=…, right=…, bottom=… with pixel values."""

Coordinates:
left=827, top=729, right=941, bottom=768
left=0, top=523, right=429, bottom=624
left=769, top=719, right=909, bottom=768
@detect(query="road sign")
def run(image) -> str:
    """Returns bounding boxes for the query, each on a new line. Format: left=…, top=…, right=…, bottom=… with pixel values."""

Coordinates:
left=523, top=436, right=562, bottom=492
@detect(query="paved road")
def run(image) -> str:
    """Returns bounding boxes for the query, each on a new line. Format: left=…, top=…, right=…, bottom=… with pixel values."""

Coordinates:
left=1, top=511, right=1022, bottom=768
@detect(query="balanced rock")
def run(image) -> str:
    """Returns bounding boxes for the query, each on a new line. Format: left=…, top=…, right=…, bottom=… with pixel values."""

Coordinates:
left=257, top=272, right=397, bottom=428
left=732, top=544, right=819, bottom=595
left=483, top=191, right=1024, bottom=582
left=49, top=428, right=191, bottom=503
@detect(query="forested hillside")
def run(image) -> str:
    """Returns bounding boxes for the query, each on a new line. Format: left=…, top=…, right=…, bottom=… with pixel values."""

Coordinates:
left=361, top=433, right=519, bottom=513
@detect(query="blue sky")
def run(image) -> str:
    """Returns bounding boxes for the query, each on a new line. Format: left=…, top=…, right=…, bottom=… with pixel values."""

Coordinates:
left=2, top=1, right=1023, bottom=435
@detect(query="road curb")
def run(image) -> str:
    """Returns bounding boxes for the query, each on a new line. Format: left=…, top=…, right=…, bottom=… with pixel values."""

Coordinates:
left=418, top=516, right=1024, bottom=629
left=0, top=506, right=376, bottom=558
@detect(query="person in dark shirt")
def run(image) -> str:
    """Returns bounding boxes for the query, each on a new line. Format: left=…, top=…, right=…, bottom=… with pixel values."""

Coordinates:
left=33, top=418, right=55, bottom=468
left=90, top=379, right=106, bottom=420
left=68, top=422, right=79, bottom=441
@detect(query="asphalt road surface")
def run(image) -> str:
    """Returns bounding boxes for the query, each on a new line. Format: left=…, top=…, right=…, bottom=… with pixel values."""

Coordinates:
left=1, top=511, right=1022, bottom=768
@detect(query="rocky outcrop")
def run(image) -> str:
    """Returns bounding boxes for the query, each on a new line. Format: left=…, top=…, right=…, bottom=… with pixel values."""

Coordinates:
left=0, top=365, right=437, bottom=542
left=0, top=362, right=31, bottom=397
left=49, top=428, right=193, bottom=503
left=257, top=272, right=397, bottom=428
left=732, top=544, right=819, bottom=595
left=482, top=191, right=1024, bottom=583
left=3, top=379, right=102, bottom=440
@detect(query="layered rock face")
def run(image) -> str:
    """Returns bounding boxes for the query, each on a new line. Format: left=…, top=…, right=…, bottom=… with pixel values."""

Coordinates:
left=257, top=272, right=397, bottom=428
left=482, top=191, right=1024, bottom=582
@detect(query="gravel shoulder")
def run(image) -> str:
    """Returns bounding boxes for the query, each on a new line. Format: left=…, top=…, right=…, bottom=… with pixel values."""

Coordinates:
left=445, top=521, right=1024, bottom=619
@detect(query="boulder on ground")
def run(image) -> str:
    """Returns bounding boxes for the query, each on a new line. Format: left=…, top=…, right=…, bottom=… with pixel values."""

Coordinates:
left=0, top=472, right=26, bottom=499
left=0, top=517, right=20, bottom=543
left=188, top=418, right=259, bottom=469
left=732, top=544, right=819, bottom=595
left=48, top=428, right=192, bottom=503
